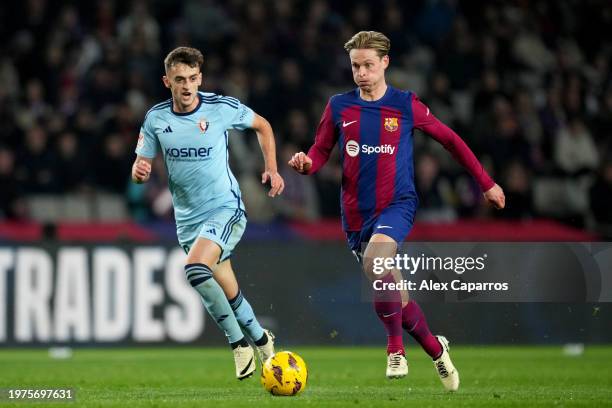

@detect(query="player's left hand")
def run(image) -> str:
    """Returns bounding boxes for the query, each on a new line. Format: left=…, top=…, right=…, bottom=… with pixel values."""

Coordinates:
left=484, top=183, right=505, bottom=209
left=262, top=170, right=285, bottom=197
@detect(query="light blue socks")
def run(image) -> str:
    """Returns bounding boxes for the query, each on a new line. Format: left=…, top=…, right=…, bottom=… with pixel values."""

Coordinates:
left=228, top=290, right=265, bottom=343
left=185, top=263, right=244, bottom=344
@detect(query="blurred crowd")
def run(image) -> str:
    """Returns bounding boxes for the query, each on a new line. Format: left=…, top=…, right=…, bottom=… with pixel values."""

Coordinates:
left=0, top=0, right=611, bottom=236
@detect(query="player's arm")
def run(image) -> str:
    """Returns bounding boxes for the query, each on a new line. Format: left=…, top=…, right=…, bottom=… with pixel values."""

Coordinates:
left=288, top=101, right=337, bottom=175
left=131, top=155, right=153, bottom=184
left=411, top=94, right=505, bottom=209
left=251, top=113, right=285, bottom=197
left=133, top=117, right=159, bottom=184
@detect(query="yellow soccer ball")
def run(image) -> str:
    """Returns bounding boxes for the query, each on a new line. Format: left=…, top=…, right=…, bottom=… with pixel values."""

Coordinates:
left=261, top=351, right=308, bottom=396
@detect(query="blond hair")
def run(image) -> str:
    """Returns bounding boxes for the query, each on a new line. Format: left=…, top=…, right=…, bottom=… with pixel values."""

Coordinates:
left=343, top=31, right=390, bottom=57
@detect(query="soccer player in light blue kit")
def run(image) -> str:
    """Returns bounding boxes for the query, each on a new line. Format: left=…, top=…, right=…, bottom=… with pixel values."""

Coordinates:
left=132, top=47, right=284, bottom=380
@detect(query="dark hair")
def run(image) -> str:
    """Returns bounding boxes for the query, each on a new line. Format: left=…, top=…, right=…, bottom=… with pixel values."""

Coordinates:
left=164, top=47, right=204, bottom=72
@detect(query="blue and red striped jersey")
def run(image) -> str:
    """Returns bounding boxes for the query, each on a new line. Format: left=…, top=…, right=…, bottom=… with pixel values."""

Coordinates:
left=306, top=86, right=494, bottom=232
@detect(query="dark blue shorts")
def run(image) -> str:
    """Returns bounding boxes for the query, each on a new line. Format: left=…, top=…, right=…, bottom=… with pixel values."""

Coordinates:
left=346, top=200, right=417, bottom=260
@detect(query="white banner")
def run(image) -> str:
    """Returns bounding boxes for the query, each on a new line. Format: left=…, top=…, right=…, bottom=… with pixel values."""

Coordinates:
left=0, top=246, right=204, bottom=344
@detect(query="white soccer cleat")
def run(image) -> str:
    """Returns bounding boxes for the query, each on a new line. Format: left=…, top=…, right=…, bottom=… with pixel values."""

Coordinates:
left=386, top=351, right=408, bottom=379
left=233, top=344, right=256, bottom=380
left=433, top=335, right=460, bottom=392
left=256, top=329, right=275, bottom=364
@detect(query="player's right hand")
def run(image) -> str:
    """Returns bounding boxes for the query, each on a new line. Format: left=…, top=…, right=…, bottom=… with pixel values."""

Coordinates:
left=132, top=160, right=152, bottom=183
left=288, top=152, right=312, bottom=174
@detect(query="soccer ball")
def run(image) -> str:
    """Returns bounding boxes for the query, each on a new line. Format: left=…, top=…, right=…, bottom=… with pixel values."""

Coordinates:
left=261, top=351, right=308, bottom=396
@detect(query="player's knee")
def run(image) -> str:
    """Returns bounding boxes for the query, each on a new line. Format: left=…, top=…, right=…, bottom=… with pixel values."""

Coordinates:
left=364, top=250, right=403, bottom=282
left=186, top=238, right=222, bottom=266
left=362, top=256, right=384, bottom=282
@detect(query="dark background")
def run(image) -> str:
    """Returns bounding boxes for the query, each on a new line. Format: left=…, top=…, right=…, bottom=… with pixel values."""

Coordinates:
left=0, top=0, right=611, bottom=234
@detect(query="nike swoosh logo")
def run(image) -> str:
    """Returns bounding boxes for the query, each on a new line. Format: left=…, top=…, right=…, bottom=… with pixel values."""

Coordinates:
left=377, top=225, right=393, bottom=229
left=382, top=312, right=398, bottom=318
left=342, top=120, right=357, bottom=127
left=239, top=357, right=254, bottom=375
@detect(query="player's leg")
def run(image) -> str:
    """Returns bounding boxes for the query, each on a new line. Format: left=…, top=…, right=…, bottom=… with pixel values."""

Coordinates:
left=361, top=203, right=418, bottom=379
left=185, top=237, right=243, bottom=347
left=184, top=237, right=255, bottom=379
left=362, top=232, right=407, bottom=379
left=401, top=300, right=459, bottom=391
left=375, top=197, right=458, bottom=391
left=213, top=259, right=275, bottom=363
left=401, top=300, right=442, bottom=359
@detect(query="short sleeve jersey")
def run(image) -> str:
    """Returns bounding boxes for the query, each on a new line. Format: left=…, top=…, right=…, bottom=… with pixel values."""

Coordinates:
left=135, top=92, right=255, bottom=225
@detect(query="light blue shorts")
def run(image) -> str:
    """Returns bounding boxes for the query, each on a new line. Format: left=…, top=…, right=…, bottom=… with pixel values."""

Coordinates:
left=176, top=207, right=247, bottom=262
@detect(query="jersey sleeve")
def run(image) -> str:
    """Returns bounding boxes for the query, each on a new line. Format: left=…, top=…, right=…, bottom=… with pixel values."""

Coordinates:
left=220, top=97, right=255, bottom=131
left=306, top=100, right=338, bottom=174
left=135, top=114, right=158, bottom=158
left=411, top=93, right=495, bottom=192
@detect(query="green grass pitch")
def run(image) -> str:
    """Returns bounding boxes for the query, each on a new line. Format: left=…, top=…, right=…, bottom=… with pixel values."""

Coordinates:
left=1, top=345, right=611, bottom=407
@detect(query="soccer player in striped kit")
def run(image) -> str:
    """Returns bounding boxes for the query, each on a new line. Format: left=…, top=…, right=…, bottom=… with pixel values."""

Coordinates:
left=289, top=31, right=505, bottom=391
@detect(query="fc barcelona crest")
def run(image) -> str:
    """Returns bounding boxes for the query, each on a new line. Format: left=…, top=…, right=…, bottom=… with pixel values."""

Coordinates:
left=198, top=116, right=209, bottom=133
left=384, top=117, right=399, bottom=132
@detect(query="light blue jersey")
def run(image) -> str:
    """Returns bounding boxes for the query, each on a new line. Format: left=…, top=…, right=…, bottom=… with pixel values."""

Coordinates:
left=136, top=92, right=255, bottom=226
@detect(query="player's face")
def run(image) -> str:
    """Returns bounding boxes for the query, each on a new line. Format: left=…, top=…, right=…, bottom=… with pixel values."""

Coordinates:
left=163, top=63, right=202, bottom=112
left=349, top=49, right=389, bottom=93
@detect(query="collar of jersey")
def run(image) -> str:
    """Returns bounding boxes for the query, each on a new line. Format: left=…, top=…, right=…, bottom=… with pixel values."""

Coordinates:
left=355, top=85, right=392, bottom=104
left=171, top=95, right=202, bottom=116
